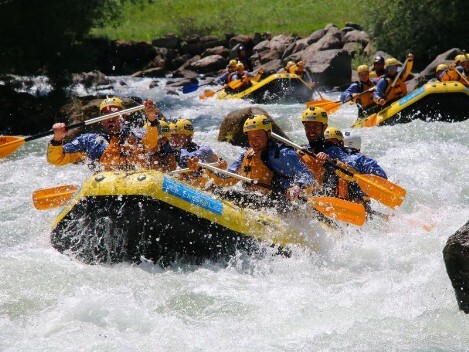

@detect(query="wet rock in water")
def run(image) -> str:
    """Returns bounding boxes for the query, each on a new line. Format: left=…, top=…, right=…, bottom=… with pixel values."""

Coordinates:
left=217, top=107, right=288, bottom=148
left=443, top=219, right=469, bottom=313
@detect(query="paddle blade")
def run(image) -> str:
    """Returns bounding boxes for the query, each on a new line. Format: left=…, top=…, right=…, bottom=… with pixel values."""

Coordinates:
left=321, top=101, right=343, bottom=114
left=308, top=196, right=366, bottom=226
left=199, top=90, right=216, bottom=99
left=355, top=174, right=406, bottom=208
left=228, top=79, right=244, bottom=90
left=32, top=185, right=79, bottom=210
left=0, top=136, right=26, bottom=158
left=306, top=98, right=334, bottom=108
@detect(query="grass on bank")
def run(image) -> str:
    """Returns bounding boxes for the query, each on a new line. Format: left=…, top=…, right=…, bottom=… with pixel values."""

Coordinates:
left=91, top=0, right=366, bottom=41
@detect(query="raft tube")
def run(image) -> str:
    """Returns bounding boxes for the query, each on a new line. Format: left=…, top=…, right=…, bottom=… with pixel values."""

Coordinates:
left=352, top=81, right=469, bottom=128
left=217, top=73, right=313, bottom=103
left=50, top=170, right=321, bottom=265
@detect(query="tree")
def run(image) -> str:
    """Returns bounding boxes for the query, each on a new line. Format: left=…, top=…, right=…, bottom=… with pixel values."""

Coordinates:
left=363, top=0, right=468, bottom=68
left=0, top=0, right=144, bottom=94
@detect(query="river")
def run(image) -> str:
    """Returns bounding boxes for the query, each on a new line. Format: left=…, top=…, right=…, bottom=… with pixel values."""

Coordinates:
left=1, top=77, right=469, bottom=351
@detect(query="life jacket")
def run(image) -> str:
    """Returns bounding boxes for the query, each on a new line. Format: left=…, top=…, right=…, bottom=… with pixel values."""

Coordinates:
left=99, top=135, right=148, bottom=171
left=383, top=75, right=407, bottom=102
left=356, top=80, right=375, bottom=107
left=298, top=139, right=338, bottom=196
left=227, top=71, right=237, bottom=83
left=239, top=149, right=274, bottom=193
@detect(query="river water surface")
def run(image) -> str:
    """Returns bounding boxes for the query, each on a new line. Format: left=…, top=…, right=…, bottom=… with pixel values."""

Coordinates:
left=1, top=77, right=468, bottom=351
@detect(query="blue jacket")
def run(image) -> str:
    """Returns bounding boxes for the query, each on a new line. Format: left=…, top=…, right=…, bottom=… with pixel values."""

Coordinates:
left=229, top=140, right=313, bottom=192
left=340, top=81, right=363, bottom=102
left=343, top=147, right=387, bottom=179
left=62, top=127, right=146, bottom=161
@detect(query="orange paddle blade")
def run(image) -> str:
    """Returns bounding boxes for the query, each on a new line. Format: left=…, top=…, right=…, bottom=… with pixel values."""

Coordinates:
left=355, top=174, right=406, bottom=208
left=228, top=79, right=244, bottom=90
left=32, top=185, right=79, bottom=210
left=0, top=136, right=26, bottom=158
left=199, top=90, right=216, bottom=99
left=308, top=196, right=366, bottom=226
left=306, top=98, right=335, bottom=108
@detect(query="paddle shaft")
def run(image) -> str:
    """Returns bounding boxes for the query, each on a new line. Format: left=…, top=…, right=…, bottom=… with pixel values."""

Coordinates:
left=198, top=162, right=272, bottom=189
left=390, top=57, right=409, bottom=89
left=271, top=133, right=355, bottom=178
left=24, top=105, right=145, bottom=143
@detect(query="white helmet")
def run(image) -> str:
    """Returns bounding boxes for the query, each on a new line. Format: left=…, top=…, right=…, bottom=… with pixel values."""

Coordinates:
left=343, top=131, right=362, bottom=151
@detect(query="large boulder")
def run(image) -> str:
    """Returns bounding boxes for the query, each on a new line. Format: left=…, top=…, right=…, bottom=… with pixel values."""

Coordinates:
left=301, top=49, right=352, bottom=88
left=217, top=107, right=288, bottom=148
left=443, top=219, right=469, bottom=313
left=189, top=55, right=226, bottom=74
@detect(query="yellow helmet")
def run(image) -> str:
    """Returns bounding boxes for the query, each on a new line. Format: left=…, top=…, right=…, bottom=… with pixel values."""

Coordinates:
left=229, top=59, right=238, bottom=67
left=286, top=61, right=295, bottom=68
left=243, top=115, right=272, bottom=133
left=357, top=65, right=369, bottom=74
left=324, top=127, right=344, bottom=141
left=159, top=120, right=170, bottom=138
left=385, top=58, right=399, bottom=68
left=99, top=97, right=124, bottom=113
left=236, top=62, right=245, bottom=70
left=369, top=71, right=377, bottom=79
left=301, top=106, right=328, bottom=124
left=459, top=54, right=469, bottom=63
left=172, top=119, right=194, bottom=136
left=436, top=64, right=448, bottom=73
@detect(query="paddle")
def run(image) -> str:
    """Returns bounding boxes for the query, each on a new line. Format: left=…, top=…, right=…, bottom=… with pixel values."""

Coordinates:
left=306, top=87, right=376, bottom=114
left=0, top=105, right=145, bottom=159
left=199, top=87, right=224, bottom=99
left=197, top=161, right=366, bottom=226
left=271, top=132, right=406, bottom=209
left=32, top=185, right=79, bottom=210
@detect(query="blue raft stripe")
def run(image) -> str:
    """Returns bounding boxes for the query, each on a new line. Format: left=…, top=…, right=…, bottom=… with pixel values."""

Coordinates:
left=399, top=85, right=425, bottom=106
left=162, top=176, right=223, bottom=215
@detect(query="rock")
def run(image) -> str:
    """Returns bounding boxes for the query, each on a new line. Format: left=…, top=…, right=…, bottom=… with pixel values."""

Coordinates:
left=217, top=107, right=288, bottom=148
left=131, top=67, right=166, bottom=78
left=342, top=30, right=370, bottom=47
left=151, top=35, right=180, bottom=49
left=189, top=55, right=226, bottom=74
left=72, top=70, right=109, bottom=87
left=301, top=49, right=351, bottom=88
left=202, top=46, right=229, bottom=58
left=416, top=48, right=461, bottom=84
left=443, top=219, right=469, bottom=313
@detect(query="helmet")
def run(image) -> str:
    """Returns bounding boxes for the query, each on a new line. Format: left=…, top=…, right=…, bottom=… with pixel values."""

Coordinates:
left=357, top=65, right=369, bottom=74
left=385, top=58, right=399, bottom=69
left=344, top=131, right=362, bottom=150
left=369, top=71, right=377, bottom=79
left=459, top=54, right=469, bottom=63
left=374, top=55, right=385, bottom=65
left=324, top=127, right=344, bottom=141
left=159, top=120, right=170, bottom=138
left=236, top=62, right=245, bottom=70
left=243, top=115, right=272, bottom=133
left=168, top=121, right=177, bottom=134
left=99, top=97, right=124, bottom=113
left=286, top=61, right=295, bottom=68
left=436, top=63, right=448, bottom=73
left=237, top=45, right=245, bottom=52
left=229, top=59, right=238, bottom=67
left=173, top=119, right=194, bottom=136
left=301, top=106, right=328, bottom=124
left=297, top=61, right=304, bottom=67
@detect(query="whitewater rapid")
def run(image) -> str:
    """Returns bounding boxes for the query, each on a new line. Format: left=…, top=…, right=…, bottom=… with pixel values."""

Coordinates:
left=1, top=77, right=469, bottom=351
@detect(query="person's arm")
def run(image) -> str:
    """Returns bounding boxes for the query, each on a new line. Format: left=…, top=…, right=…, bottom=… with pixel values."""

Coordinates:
left=341, top=83, right=359, bottom=102
left=141, top=99, right=160, bottom=152
left=47, top=129, right=88, bottom=166
left=400, top=54, right=414, bottom=81
left=373, top=78, right=388, bottom=105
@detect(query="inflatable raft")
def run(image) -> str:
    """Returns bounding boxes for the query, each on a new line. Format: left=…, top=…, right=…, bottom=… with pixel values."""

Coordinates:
left=217, top=73, right=313, bottom=103
left=352, top=81, right=469, bottom=128
left=50, top=170, right=321, bottom=265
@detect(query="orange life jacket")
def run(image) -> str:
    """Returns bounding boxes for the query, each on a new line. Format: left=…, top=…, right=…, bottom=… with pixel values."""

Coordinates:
left=357, top=80, right=375, bottom=107
left=298, top=152, right=326, bottom=194
left=384, top=76, right=407, bottom=102
left=239, top=149, right=274, bottom=193
left=99, top=135, right=148, bottom=171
